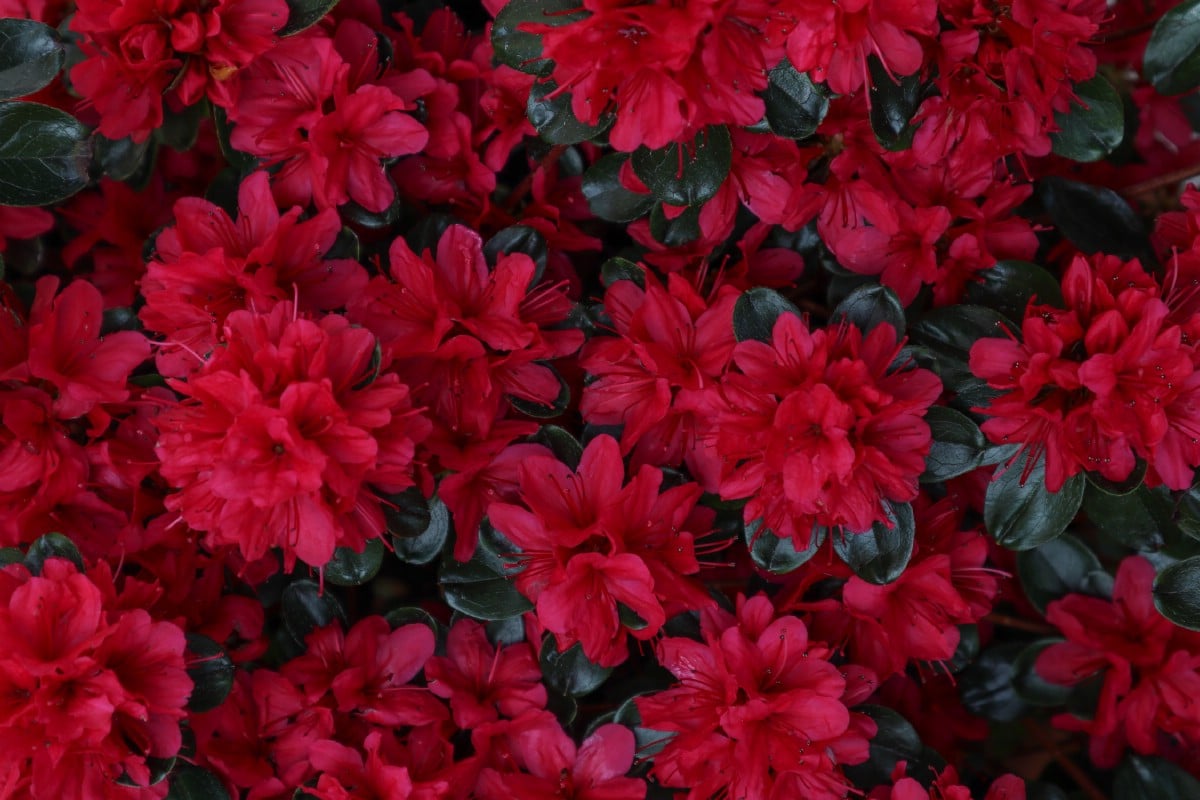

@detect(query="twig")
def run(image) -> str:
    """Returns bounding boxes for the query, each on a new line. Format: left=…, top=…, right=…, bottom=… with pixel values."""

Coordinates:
left=1023, top=722, right=1108, bottom=800
left=983, top=613, right=1057, bottom=636
left=1121, top=163, right=1200, bottom=199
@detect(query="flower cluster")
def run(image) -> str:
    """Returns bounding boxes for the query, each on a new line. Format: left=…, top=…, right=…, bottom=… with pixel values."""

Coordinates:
left=3, top=0, right=1200, bottom=796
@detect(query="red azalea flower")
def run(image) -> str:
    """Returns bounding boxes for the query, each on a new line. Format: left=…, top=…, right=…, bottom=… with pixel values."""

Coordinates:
left=425, top=618, right=547, bottom=728
left=869, top=763, right=1026, bottom=800
left=0, top=558, right=191, bottom=796
left=580, top=273, right=738, bottom=488
left=155, top=303, right=430, bottom=570
left=487, top=434, right=712, bottom=666
left=1036, top=556, right=1200, bottom=767
left=714, top=313, right=941, bottom=545
left=309, top=731, right=414, bottom=800
left=70, top=0, right=287, bottom=141
left=141, top=171, right=368, bottom=377
left=636, top=594, right=877, bottom=800
left=476, top=711, right=645, bottom=800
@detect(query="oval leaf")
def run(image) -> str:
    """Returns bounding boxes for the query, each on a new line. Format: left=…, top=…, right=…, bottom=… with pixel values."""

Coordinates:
left=964, top=260, right=1064, bottom=323
left=1039, top=177, right=1153, bottom=263
left=960, top=642, right=1029, bottom=722
left=527, top=81, right=611, bottom=145
left=1051, top=75, right=1125, bottom=162
left=763, top=58, right=830, bottom=139
left=1114, top=754, right=1200, bottom=800
left=746, top=520, right=825, bottom=575
left=184, top=633, right=235, bottom=713
left=1153, top=555, right=1200, bottom=630
left=167, top=765, right=230, bottom=800
left=922, top=406, right=987, bottom=483
left=393, top=495, right=451, bottom=566
left=0, top=20, right=64, bottom=101
left=491, top=0, right=586, bottom=75
left=323, top=538, right=385, bottom=586
left=582, top=153, right=654, bottom=223
left=831, top=283, right=906, bottom=337
left=733, top=286, right=801, bottom=343
left=1011, top=639, right=1073, bottom=707
left=1143, top=0, right=1200, bottom=95
left=279, top=0, right=336, bottom=36
left=440, top=549, right=533, bottom=621
left=539, top=637, right=612, bottom=697
left=24, top=532, right=85, bottom=575
left=867, top=57, right=924, bottom=152
left=0, top=101, right=91, bottom=206
left=984, top=451, right=1085, bottom=551
left=1016, top=533, right=1104, bottom=613
left=834, top=501, right=915, bottom=585
left=280, top=580, right=346, bottom=644
left=630, top=125, right=732, bottom=207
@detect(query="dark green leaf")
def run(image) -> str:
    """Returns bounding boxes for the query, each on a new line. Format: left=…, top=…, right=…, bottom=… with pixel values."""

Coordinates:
left=984, top=451, right=1085, bottom=550
left=945, top=624, right=980, bottom=674
left=279, top=0, right=335, bottom=36
left=383, top=486, right=433, bottom=540
left=539, top=637, right=612, bottom=697
left=119, top=756, right=176, bottom=787
left=647, top=202, right=701, bottom=246
left=909, top=304, right=1008, bottom=407
left=210, top=105, right=257, bottom=174
left=280, top=580, right=346, bottom=644
left=1084, top=483, right=1165, bottom=549
left=1051, top=76, right=1125, bottom=162
left=964, top=260, right=1064, bottom=322
left=0, top=547, right=22, bottom=566
left=844, top=706, right=936, bottom=789
left=0, top=19, right=64, bottom=101
left=96, top=134, right=154, bottom=182
left=530, top=425, right=584, bottom=470
left=1039, top=177, right=1153, bottom=263
left=393, top=495, right=450, bottom=565
left=1017, top=534, right=1104, bottom=613
left=960, top=642, right=1028, bottom=722
left=491, top=0, right=586, bottom=75
left=600, top=256, right=646, bottom=289
left=1143, top=0, right=1200, bottom=95
left=733, top=286, right=801, bottom=343
left=384, top=606, right=438, bottom=633
left=613, top=694, right=670, bottom=760
left=527, top=81, right=611, bottom=144
left=157, top=100, right=207, bottom=152
left=184, top=634, right=235, bottom=713
left=581, top=153, right=654, bottom=223
left=0, top=101, right=91, bottom=206
left=762, top=58, right=830, bottom=139
left=922, top=406, right=988, bottom=483
left=867, top=57, right=924, bottom=151
left=440, top=548, right=533, bottom=621
left=831, top=283, right=905, bottom=336
left=631, top=125, right=732, bottom=207
left=1153, top=555, right=1200, bottom=629
left=167, top=765, right=230, bottom=800
left=322, top=538, right=385, bottom=586
left=834, top=501, right=915, bottom=585
left=1011, top=639, right=1073, bottom=707
left=745, top=520, right=825, bottom=575
left=24, top=532, right=84, bottom=574
left=340, top=184, right=401, bottom=230
left=1114, top=754, right=1200, bottom=800
left=484, top=225, right=548, bottom=277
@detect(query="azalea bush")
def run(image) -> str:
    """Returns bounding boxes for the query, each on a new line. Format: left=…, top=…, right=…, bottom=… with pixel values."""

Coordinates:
left=5, top=0, right=1200, bottom=796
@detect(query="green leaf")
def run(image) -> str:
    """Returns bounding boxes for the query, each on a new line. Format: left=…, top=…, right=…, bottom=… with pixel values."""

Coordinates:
left=322, top=538, right=385, bottom=586
left=385, top=606, right=439, bottom=633
left=484, top=225, right=548, bottom=277
left=964, top=260, right=1064, bottom=323
left=1084, top=483, right=1165, bottom=549
left=440, top=548, right=533, bottom=621
left=1114, top=754, right=1200, bottom=799
left=393, top=495, right=450, bottom=566
left=539, top=637, right=612, bottom=697
left=0, top=19, right=64, bottom=101
left=167, top=765, right=230, bottom=800
left=184, top=634, right=235, bottom=713
left=647, top=202, right=700, bottom=246
left=909, top=304, right=1008, bottom=408
left=600, top=257, right=646, bottom=289
left=922, top=406, right=988, bottom=483
left=1051, top=76, right=1125, bottom=162
left=745, top=520, right=825, bottom=575
left=491, top=0, right=586, bottom=75
left=843, top=706, right=938, bottom=790
left=581, top=154, right=654, bottom=223
left=831, top=284, right=905, bottom=337
left=95, top=134, right=154, bottom=183
left=631, top=125, right=732, bottom=207
left=1011, top=639, right=1073, bottom=707
left=1143, top=0, right=1200, bottom=95
left=1039, top=177, right=1153, bottom=263
left=732, top=286, right=801, bottom=343
left=762, top=58, right=830, bottom=139
left=280, top=580, right=346, bottom=644
left=867, top=57, right=924, bottom=152
left=0, top=101, right=91, bottom=206
left=613, top=694, right=671, bottom=760
left=530, top=425, right=584, bottom=470
left=24, top=532, right=84, bottom=574
left=960, top=642, right=1028, bottom=722
left=279, top=0, right=335, bottom=36
left=527, top=81, right=611, bottom=145
left=1153, top=555, right=1200, bottom=629
left=984, top=450, right=1085, bottom=551
left=834, top=501, right=915, bottom=585
left=383, top=486, right=433, bottom=540
left=1016, top=534, right=1104, bottom=613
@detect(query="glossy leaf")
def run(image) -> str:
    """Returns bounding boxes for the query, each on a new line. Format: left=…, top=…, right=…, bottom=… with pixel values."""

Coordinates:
left=733, top=286, right=801, bottom=343
left=0, top=101, right=91, bottom=206
left=834, top=501, right=915, bottom=585
left=984, top=451, right=1085, bottom=551
left=631, top=125, right=732, bottom=207
left=1143, top=0, right=1200, bottom=95
left=763, top=58, right=829, bottom=139
left=1051, top=75, right=1125, bottom=162
left=0, top=20, right=64, bottom=101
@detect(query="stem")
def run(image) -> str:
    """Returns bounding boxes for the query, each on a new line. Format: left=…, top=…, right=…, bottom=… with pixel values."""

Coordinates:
left=983, top=612, right=1057, bottom=635
left=1122, top=163, right=1200, bottom=198
left=1023, top=722, right=1108, bottom=800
